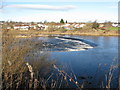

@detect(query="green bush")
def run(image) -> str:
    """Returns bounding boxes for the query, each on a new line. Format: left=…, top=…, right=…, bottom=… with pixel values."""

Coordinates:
left=60, top=19, right=64, bottom=24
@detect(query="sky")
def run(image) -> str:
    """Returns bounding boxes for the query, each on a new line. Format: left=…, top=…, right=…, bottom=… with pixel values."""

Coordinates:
left=0, top=0, right=119, bottom=22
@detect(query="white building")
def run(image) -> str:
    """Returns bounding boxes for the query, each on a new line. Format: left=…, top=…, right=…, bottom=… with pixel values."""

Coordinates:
left=112, top=23, right=118, bottom=27
left=29, top=24, right=37, bottom=29
left=14, top=25, right=29, bottom=30
left=74, top=24, right=86, bottom=28
left=63, top=24, right=71, bottom=27
left=99, top=24, right=104, bottom=28
left=79, top=24, right=86, bottom=28
left=37, top=24, right=48, bottom=30
left=74, top=24, right=79, bottom=28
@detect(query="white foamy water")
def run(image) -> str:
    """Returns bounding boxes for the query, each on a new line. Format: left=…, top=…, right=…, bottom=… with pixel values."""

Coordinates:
left=40, top=36, right=95, bottom=52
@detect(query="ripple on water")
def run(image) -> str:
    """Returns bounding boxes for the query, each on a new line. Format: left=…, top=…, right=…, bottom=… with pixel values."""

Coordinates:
left=40, top=36, right=97, bottom=52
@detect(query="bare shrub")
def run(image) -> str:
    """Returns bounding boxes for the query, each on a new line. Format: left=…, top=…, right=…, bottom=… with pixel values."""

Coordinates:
left=2, top=30, right=55, bottom=89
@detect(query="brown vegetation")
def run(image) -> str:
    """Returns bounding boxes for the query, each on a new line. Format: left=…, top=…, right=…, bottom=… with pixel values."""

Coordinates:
left=2, top=30, right=55, bottom=89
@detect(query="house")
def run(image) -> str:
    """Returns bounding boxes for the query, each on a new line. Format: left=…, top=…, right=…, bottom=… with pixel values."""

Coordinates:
left=112, top=23, right=118, bottom=27
left=74, top=24, right=79, bottom=28
left=73, top=23, right=86, bottom=28
left=98, top=23, right=106, bottom=30
left=29, top=24, right=37, bottom=30
left=63, top=24, right=71, bottom=27
left=61, top=23, right=71, bottom=29
left=38, top=24, right=45, bottom=30
left=14, top=25, right=29, bottom=30
left=79, top=24, right=86, bottom=28
left=7, top=26, right=12, bottom=30
left=38, top=24, right=48, bottom=30
left=44, top=25, right=49, bottom=30
left=99, top=24, right=105, bottom=28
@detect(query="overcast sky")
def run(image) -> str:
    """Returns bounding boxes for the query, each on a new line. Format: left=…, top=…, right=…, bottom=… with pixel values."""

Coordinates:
left=0, top=0, right=119, bottom=22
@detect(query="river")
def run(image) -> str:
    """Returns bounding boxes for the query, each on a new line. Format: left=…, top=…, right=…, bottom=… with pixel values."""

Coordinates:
left=27, top=35, right=119, bottom=88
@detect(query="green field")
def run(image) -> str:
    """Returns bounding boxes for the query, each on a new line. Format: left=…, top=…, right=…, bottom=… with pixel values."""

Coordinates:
left=107, top=27, right=118, bottom=31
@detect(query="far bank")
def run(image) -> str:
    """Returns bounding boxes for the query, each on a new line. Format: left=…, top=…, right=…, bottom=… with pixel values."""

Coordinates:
left=9, top=29, right=120, bottom=38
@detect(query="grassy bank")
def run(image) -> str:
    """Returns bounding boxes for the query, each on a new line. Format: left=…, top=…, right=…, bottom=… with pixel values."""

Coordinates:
left=9, top=29, right=120, bottom=38
left=38, top=30, right=119, bottom=36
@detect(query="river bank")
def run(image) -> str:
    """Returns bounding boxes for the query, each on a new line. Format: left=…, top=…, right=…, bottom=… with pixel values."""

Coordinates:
left=3, top=29, right=119, bottom=38
left=38, top=30, right=119, bottom=36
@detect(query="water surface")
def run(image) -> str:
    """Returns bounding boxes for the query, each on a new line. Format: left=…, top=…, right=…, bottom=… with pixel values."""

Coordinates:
left=29, top=35, right=119, bottom=88
left=46, top=35, right=118, bottom=88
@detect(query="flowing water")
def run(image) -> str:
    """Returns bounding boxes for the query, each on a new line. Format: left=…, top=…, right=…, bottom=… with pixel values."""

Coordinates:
left=26, top=35, right=119, bottom=88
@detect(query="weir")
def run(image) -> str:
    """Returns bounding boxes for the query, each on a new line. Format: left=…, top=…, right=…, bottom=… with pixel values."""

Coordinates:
left=40, top=36, right=97, bottom=52
left=57, top=36, right=97, bottom=47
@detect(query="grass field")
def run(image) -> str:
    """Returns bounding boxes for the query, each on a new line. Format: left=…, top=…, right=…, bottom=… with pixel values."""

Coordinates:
left=107, top=27, right=118, bottom=31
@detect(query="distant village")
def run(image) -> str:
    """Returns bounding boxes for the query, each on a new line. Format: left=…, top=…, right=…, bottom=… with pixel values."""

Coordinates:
left=0, top=20, right=119, bottom=31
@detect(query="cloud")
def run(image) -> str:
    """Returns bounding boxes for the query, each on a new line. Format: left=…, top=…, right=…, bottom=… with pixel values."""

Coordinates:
left=5, top=4, right=76, bottom=11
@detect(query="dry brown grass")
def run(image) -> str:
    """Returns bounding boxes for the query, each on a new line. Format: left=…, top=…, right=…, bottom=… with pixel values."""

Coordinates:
left=2, top=30, right=30, bottom=89
left=4, top=29, right=120, bottom=38
left=2, top=30, right=55, bottom=89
